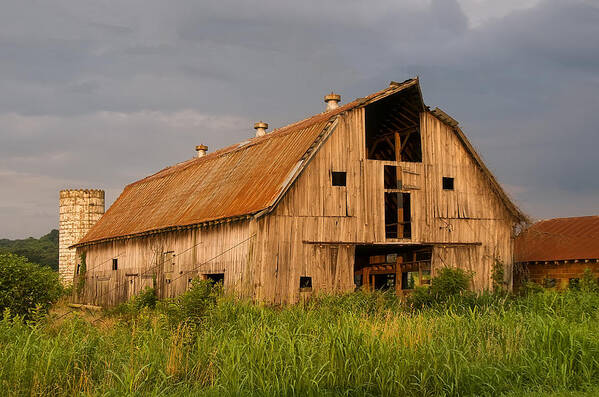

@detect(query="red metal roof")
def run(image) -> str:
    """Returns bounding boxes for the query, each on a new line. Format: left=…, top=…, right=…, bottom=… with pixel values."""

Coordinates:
left=76, top=79, right=421, bottom=246
left=515, top=216, right=599, bottom=262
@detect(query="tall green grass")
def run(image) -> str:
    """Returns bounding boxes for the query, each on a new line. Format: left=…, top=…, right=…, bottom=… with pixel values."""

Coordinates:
left=2, top=290, right=599, bottom=396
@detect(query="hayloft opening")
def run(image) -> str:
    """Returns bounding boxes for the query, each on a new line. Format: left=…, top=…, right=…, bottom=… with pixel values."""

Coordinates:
left=365, top=85, right=423, bottom=162
left=112, top=258, right=118, bottom=271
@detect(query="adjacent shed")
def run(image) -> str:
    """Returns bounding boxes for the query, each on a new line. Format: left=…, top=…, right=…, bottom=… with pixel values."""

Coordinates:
left=515, top=216, right=599, bottom=289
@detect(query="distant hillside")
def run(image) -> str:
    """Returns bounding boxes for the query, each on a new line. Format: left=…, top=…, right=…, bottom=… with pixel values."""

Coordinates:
left=0, top=230, right=58, bottom=271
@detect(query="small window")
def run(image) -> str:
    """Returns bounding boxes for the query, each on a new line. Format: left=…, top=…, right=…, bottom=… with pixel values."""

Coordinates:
left=569, top=278, right=580, bottom=289
left=204, top=273, right=224, bottom=285
left=300, top=276, right=312, bottom=291
left=112, top=258, right=118, bottom=271
left=442, top=177, right=454, bottom=190
left=544, top=278, right=557, bottom=288
left=331, top=171, right=346, bottom=186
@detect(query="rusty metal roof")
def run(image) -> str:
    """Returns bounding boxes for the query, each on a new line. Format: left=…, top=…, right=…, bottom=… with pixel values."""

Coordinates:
left=76, top=77, right=525, bottom=247
left=76, top=79, right=421, bottom=246
left=515, top=216, right=599, bottom=262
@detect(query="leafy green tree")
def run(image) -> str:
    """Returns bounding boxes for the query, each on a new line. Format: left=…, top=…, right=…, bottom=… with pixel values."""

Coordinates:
left=0, top=253, right=63, bottom=317
left=0, top=230, right=59, bottom=270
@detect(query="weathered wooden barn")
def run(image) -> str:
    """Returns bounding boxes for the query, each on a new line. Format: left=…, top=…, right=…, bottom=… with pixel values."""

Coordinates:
left=71, top=78, right=527, bottom=306
left=515, top=216, right=599, bottom=289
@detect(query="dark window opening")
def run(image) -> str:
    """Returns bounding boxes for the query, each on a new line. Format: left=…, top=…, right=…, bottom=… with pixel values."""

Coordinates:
left=402, top=193, right=411, bottom=238
left=385, top=192, right=411, bottom=239
left=544, top=278, right=557, bottom=288
left=112, top=258, right=118, bottom=271
left=384, top=192, right=398, bottom=238
left=374, top=273, right=395, bottom=290
left=331, top=171, right=347, bottom=187
left=384, top=166, right=399, bottom=189
left=204, top=273, right=224, bottom=285
left=365, top=86, right=424, bottom=162
left=442, top=177, right=454, bottom=190
left=569, top=278, right=580, bottom=289
left=299, top=276, right=312, bottom=291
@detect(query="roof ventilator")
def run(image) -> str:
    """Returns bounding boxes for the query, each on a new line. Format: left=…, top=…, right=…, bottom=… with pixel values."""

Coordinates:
left=195, top=145, right=208, bottom=158
left=254, top=121, right=268, bottom=137
left=324, top=92, right=341, bottom=111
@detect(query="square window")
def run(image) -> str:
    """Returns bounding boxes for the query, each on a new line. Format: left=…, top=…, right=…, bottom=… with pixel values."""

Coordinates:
left=300, top=276, right=312, bottom=291
left=112, top=258, right=118, bottom=271
left=442, top=177, right=454, bottom=190
left=331, top=171, right=346, bottom=186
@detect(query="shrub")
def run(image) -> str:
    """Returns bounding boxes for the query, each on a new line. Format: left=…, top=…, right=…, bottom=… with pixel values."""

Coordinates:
left=521, top=281, right=544, bottom=295
left=408, top=267, right=472, bottom=309
left=408, top=286, right=436, bottom=309
left=580, top=268, right=598, bottom=293
left=133, top=286, right=157, bottom=310
left=429, top=267, right=471, bottom=299
left=0, top=253, right=63, bottom=318
left=162, top=278, right=222, bottom=325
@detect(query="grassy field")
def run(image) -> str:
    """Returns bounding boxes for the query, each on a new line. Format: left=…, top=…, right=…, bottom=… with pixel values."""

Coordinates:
left=2, top=288, right=599, bottom=396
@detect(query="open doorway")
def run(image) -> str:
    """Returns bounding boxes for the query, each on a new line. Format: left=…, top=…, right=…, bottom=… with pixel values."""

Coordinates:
left=354, top=245, right=431, bottom=293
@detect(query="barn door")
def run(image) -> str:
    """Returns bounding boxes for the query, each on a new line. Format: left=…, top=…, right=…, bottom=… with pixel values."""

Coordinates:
left=126, top=274, right=138, bottom=300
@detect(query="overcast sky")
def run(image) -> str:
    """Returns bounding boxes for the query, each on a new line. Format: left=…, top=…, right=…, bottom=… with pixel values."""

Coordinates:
left=1, top=0, right=598, bottom=238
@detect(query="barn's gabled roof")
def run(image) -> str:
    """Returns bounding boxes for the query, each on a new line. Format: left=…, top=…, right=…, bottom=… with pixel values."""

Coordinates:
left=515, top=216, right=599, bottom=263
left=75, top=79, right=421, bottom=246
left=75, top=77, right=525, bottom=247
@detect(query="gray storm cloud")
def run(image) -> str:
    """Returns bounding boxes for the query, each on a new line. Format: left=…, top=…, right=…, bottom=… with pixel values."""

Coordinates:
left=0, top=0, right=597, bottom=238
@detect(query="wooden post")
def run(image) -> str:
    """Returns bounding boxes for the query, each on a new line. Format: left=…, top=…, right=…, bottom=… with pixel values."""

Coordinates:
left=395, top=255, right=403, bottom=295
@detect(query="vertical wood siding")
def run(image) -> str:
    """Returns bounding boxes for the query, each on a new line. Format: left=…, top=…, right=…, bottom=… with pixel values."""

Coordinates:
left=77, top=107, right=517, bottom=306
